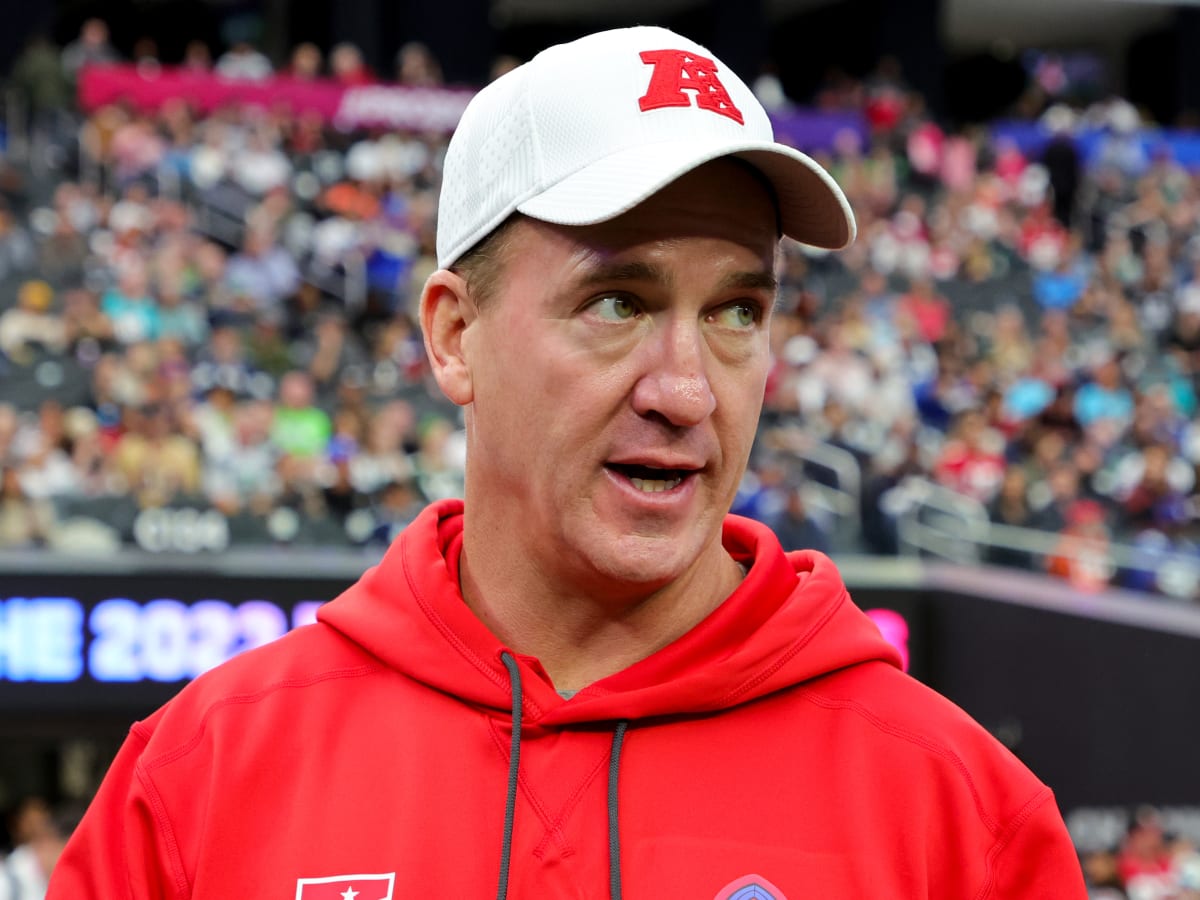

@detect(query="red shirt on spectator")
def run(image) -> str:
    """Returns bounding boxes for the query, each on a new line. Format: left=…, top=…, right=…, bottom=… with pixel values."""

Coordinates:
left=897, top=277, right=950, bottom=344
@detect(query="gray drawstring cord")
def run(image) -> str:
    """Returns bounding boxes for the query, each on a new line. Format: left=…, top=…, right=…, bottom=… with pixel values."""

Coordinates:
left=495, top=653, right=629, bottom=900
left=497, top=652, right=522, bottom=900
left=608, top=721, right=629, bottom=900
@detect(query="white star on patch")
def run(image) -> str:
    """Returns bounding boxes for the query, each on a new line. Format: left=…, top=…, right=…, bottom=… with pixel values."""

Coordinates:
left=341, top=889, right=359, bottom=900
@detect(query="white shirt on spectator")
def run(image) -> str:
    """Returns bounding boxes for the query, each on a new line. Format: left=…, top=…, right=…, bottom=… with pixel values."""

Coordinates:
left=0, top=845, right=49, bottom=900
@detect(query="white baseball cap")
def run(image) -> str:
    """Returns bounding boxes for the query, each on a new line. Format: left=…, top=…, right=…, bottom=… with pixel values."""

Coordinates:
left=436, top=25, right=856, bottom=268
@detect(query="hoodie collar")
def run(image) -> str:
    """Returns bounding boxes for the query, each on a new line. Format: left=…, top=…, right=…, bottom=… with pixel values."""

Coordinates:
left=318, top=499, right=900, bottom=725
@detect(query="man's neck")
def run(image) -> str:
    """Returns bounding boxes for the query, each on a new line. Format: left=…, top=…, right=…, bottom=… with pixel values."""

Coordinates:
left=457, top=529, right=745, bottom=694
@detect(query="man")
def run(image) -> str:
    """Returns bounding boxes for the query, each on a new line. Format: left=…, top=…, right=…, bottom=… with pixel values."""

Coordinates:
left=0, top=797, right=71, bottom=899
left=49, top=27, right=1086, bottom=898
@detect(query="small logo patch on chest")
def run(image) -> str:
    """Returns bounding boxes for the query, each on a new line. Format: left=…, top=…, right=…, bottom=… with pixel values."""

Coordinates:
left=295, top=873, right=395, bottom=900
left=713, top=873, right=788, bottom=900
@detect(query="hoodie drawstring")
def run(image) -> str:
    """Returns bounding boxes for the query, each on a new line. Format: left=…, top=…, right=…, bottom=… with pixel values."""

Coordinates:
left=608, top=721, right=628, bottom=900
left=497, top=652, right=523, bottom=900
left=496, top=652, right=629, bottom=900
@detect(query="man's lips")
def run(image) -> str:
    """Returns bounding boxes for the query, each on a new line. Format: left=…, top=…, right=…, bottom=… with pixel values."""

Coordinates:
left=604, top=461, right=702, bottom=494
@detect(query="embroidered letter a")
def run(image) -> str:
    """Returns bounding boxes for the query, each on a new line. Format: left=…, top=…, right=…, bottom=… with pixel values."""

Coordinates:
left=638, top=49, right=745, bottom=125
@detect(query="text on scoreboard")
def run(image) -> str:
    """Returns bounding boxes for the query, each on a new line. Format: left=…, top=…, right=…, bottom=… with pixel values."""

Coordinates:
left=0, top=596, right=323, bottom=683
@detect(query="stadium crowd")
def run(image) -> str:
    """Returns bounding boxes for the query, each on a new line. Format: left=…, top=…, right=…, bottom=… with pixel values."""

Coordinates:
left=1, top=19, right=1200, bottom=899
left=0, top=19, right=1199, bottom=612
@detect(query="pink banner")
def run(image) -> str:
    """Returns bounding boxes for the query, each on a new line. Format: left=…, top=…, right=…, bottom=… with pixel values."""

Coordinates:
left=78, top=65, right=474, bottom=133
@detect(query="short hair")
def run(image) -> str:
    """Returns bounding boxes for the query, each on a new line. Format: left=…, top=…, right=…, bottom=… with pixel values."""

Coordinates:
left=448, top=214, right=524, bottom=309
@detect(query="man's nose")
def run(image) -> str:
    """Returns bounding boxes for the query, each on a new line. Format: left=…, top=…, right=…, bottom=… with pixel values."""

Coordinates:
left=630, top=321, right=717, bottom=427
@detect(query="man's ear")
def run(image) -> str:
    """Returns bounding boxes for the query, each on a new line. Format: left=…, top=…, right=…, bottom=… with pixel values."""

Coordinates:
left=420, top=269, right=476, bottom=406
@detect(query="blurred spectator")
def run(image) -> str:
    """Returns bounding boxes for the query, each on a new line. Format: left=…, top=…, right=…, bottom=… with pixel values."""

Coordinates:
left=896, top=275, right=951, bottom=344
left=770, top=484, right=832, bottom=554
left=0, top=796, right=71, bottom=898
left=0, top=464, right=55, bottom=547
left=214, top=41, right=273, bottom=81
left=112, top=402, right=202, bottom=508
left=0, top=205, right=38, bottom=281
left=224, top=226, right=301, bottom=324
left=1081, top=848, right=1125, bottom=898
left=351, top=399, right=416, bottom=494
left=9, top=34, right=72, bottom=139
left=412, top=414, right=464, bottom=501
left=190, top=324, right=268, bottom=398
left=1118, top=808, right=1174, bottom=889
left=986, top=467, right=1036, bottom=569
left=732, top=453, right=789, bottom=523
left=101, top=264, right=159, bottom=345
left=1040, top=105, right=1081, bottom=228
left=107, top=114, right=167, bottom=190
left=16, top=401, right=79, bottom=500
left=1033, top=243, right=1087, bottom=310
left=1075, top=352, right=1135, bottom=435
left=183, top=40, right=212, bottom=73
left=321, top=450, right=370, bottom=525
left=933, top=409, right=1007, bottom=503
left=1116, top=442, right=1189, bottom=534
left=364, top=478, right=424, bottom=545
left=201, top=396, right=279, bottom=514
left=270, top=370, right=331, bottom=460
left=1046, top=498, right=1113, bottom=590
left=131, top=36, right=161, bottom=76
left=60, top=18, right=119, bottom=87
left=233, top=127, right=292, bottom=197
left=395, top=42, right=443, bottom=87
left=294, top=309, right=369, bottom=399
left=37, top=207, right=90, bottom=286
left=1095, top=99, right=1149, bottom=178
left=329, top=42, right=373, bottom=86
left=0, top=280, right=65, bottom=363
left=285, top=42, right=322, bottom=81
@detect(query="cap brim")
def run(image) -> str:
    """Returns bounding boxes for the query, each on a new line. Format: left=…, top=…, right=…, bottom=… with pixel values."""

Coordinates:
left=517, top=140, right=856, bottom=250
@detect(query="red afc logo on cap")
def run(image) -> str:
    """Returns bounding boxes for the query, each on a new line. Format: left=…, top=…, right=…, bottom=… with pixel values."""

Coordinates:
left=638, top=49, right=745, bottom=125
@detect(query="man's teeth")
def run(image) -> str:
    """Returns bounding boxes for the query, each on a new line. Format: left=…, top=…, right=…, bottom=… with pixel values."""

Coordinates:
left=628, top=475, right=683, bottom=493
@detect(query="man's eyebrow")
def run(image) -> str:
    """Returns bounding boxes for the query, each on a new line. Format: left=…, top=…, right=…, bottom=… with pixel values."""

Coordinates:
left=719, top=270, right=778, bottom=294
left=573, top=262, right=777, bottom=294
left=574, top=260, right=672, bottom=289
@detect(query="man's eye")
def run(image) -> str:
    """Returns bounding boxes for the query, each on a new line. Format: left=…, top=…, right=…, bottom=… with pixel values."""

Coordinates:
left=590, top=295, right=639, bottom=321
left=711, top=303, right=759, bottom=329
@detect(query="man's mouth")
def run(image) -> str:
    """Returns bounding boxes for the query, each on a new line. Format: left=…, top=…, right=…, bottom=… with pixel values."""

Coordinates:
left=605, top=463, right=693, bottom=493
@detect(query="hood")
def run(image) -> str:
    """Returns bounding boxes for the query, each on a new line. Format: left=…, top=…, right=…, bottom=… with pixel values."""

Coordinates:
left=318, top=499, right=900, bottom=728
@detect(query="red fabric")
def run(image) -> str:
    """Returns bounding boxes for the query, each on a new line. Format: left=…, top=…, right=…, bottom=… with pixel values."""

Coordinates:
left=638, top=49, right=744, bottom=124
left=50, top=500, right=1086, bottom=898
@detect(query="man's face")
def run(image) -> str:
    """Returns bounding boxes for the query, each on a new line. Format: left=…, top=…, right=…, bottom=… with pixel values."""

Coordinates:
left=459, top=159, right=778, bottom=595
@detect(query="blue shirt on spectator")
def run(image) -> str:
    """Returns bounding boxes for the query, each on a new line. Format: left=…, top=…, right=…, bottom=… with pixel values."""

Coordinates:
left=101, top=289, right=161, bottom=344
left=1074, top=381, right=1134, bottom=426
left=1033, top=267, right=1086, bottom=310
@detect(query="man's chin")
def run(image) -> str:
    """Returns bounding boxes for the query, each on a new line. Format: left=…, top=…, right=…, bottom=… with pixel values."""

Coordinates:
left=573, top=530, right=706, bottom=592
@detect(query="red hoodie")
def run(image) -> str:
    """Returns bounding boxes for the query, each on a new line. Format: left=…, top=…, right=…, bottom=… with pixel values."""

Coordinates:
left=49, top=500, right=1086, bottom=899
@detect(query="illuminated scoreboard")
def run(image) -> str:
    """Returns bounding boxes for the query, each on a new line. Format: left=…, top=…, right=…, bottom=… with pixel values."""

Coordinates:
left=0, top=596, right=322, bottom=683
left=0, top=567, right=359, bottom=717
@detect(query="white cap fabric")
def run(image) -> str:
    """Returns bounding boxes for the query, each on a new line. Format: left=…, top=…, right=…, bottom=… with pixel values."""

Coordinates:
left=436, top=26, right=856, bottom=268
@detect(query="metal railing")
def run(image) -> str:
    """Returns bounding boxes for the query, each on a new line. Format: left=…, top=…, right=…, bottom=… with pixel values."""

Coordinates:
left=894, top=478, right=992, bottom=564
left=771, top=429, right=864, bottom=545
left=896, top=477, right=1197, bottom=598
